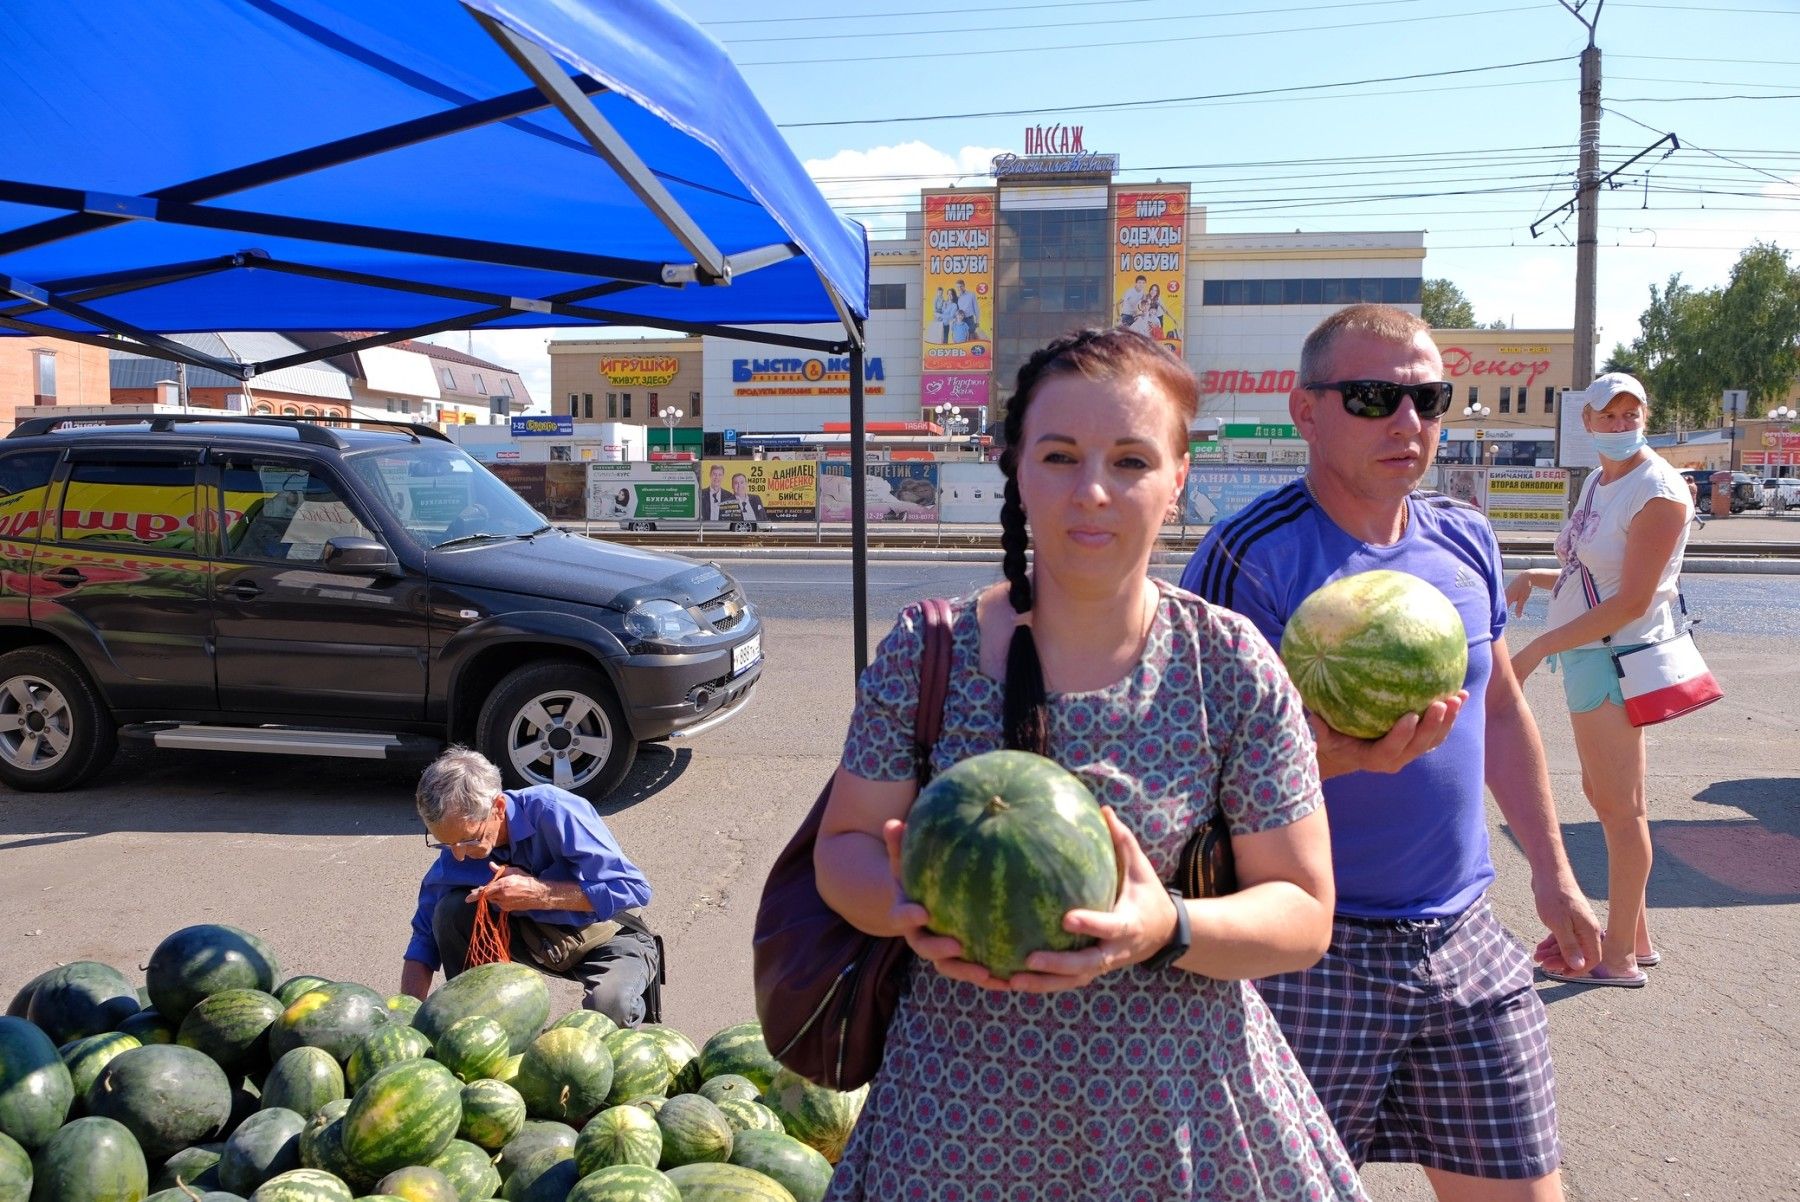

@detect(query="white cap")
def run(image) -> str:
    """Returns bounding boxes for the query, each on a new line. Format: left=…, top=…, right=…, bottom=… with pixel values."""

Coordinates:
left=1583, top=371, right=1648, bottom=410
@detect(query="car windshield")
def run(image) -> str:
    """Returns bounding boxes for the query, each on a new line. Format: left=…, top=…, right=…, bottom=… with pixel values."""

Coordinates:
left=344, top=444, right=550, bottom=548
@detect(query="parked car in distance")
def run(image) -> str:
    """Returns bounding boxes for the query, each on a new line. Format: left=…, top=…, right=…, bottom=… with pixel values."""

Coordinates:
left=1679, top=469, right=1764, bottom=514
left=1761, top=476, right=1800, bottom=509
left=0, top=414, right=764, bottom=801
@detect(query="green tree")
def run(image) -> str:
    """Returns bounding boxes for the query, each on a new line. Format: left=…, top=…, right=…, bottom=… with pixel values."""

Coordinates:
left=1712, top=242, right=1800, bottom=410
left=1421, top=278, right=1477, bottom=328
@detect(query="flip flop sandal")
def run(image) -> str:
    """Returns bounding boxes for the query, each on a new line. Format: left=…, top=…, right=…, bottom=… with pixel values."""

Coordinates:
left=1541, top=963, right=1648, bottom=988
left=1637, top=950, right=1662, bottom=968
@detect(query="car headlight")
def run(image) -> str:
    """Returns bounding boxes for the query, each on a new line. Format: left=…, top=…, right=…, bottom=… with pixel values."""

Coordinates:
left=624, top=598, right=707, bottom=642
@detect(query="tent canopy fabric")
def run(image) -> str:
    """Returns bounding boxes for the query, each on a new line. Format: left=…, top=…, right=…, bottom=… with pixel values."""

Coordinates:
left=0, top=0, right=868, bottom=376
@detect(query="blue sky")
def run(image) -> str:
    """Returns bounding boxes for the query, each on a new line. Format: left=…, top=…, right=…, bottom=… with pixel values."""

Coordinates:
left=447, top=0, right=1800, bottom=407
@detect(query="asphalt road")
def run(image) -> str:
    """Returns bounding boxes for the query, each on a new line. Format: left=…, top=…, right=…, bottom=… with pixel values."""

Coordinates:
left=2, top=560, right=1795, bottom=1200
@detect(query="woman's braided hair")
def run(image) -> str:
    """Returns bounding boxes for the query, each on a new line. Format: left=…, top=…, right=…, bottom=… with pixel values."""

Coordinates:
left=996, top=328, right=1197, bottom=756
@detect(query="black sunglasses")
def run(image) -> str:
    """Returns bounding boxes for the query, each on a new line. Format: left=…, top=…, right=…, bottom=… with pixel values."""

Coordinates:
left=1305, top=379, right=1455, bottom=420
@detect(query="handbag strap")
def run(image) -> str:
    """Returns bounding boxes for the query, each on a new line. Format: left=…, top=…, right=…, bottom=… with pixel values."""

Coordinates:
left=913, top=597, right=955, bottom=785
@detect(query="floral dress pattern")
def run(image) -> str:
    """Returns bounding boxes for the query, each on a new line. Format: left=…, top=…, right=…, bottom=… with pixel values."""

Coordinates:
left=827, top=581, right=1367, bottom=1201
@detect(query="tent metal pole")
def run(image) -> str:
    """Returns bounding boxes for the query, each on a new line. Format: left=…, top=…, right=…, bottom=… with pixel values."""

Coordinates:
left=471, top=9, right=729, bottom=284
left=0, top=254, right=250, bottom=319
left=0, top=278, right=246, bottom=378
left=850, top=328, right=869, bottom=678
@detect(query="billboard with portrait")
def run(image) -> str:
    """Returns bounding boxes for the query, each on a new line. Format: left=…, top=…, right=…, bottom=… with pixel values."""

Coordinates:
left=1112, top=186, right=1188, bottom=358
left=922, top=190, right=996, bottom=377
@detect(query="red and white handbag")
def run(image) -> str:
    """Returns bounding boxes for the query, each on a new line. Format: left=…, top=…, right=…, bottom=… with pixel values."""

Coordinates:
left=1577, top=561, right=1723, bottom=727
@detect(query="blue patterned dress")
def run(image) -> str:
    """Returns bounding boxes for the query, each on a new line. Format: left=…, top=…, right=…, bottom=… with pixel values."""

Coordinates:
left=827, top=581, right=1366, bottom=1201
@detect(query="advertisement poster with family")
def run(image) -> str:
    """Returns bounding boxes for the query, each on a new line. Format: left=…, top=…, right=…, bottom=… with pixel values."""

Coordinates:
left=1113, top=186, right=1188, bottom=358
left=921, top=190, right=996, bottom=377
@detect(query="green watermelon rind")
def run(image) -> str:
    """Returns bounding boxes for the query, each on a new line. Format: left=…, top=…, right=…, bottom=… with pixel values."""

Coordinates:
left=178, top=989, right=286, bottom=1077
left=694, top=1025, right=777, bottom=1095
left=573, top=1104, right=663, bottom=1174
left=261, top=1047, right=347, bottom=1120
left=85, top=1042, right=233, bottom=1163
left=653, top=1094, right=733, bottom=1169
left=250, top=1167, right=354, bottom=1202
left=456, top=1079, right=528, bottom=1152
left=146, top=925, right=281, bottom=1023
left=30, top=1114, right=150, bottom=1202
left=663, top=1162, right=796, bottom=1201
left=344, top=1024, right=433, bottom=1093
left=338, top=1059, right=463, bottom=1176
left=412, top=965, right=550, bottom=1059
left=0, top=1015, right=76, bottom=1150
left=512, top=1028, right=614, bottom=1125
left=726, top=1129, right=833, bottom=1202
left=565, top=1163, right=679, bottom=1202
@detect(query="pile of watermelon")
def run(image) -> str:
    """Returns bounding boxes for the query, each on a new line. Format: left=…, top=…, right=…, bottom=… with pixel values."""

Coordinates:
left=2, top=923, right=866, bottom=1202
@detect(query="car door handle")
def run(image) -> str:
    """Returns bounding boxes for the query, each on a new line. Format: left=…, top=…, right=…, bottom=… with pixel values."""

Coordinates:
left=40, top=567, right=86, bottom=587
left=223, top=580, right=263, bottom=601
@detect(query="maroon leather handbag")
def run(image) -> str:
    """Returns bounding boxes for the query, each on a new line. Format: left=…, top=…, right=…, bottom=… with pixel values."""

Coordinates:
left=751, top=598, right=955, bottom=1090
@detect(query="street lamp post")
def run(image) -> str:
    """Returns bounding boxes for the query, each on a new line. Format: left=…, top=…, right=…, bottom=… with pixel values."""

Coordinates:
left=658, top=405, right=683, bottom=455
left=1769, top=405, right=1797, bottom=422
left=1462, top=403, right=1491, bottom=465
left=932, top=402, right=968, bottom=442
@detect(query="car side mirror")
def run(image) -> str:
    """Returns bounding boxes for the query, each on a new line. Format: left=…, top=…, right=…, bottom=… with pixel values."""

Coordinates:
left=322, top=535, right=399, bottom=575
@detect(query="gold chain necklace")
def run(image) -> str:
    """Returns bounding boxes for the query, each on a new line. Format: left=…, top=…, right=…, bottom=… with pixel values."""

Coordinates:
left=1303, top=473, right=1409, bottom=540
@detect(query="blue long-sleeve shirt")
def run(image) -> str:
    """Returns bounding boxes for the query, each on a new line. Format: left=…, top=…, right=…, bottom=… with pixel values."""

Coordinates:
left=405, top=784, right=652, bottom=971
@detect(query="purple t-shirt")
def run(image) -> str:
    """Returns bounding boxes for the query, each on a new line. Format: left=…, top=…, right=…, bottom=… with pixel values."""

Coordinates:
left=1182, top=479, right=1506, bottom=918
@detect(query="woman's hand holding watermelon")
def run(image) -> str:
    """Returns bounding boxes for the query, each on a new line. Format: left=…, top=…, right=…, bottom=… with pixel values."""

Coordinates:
left=879, top=819, right=1012, bottom=991
left=995, top=807, right=1174, bottom=994
left=1308, top=691, right=1467, bottom=780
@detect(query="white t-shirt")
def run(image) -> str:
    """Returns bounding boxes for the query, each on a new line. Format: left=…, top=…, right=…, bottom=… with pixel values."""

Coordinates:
left=1547, top=455, right=1693, bottom=647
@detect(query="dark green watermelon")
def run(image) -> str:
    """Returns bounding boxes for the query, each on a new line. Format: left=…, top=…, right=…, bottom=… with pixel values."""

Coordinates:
left=493, top=1123, right=575, bottom=1186
left=218, top=1106, right=306, bottom=1195
left=899, top=748, right=1117, bottom=979
left=573, top=1105, right=661, bottom=1174
left=456, top=1080, right=526, bottom=1152
left=0, top=1130, right=29, bottom=1201
left=497, top=1148, right=575, bottom=1202
left=260, top=1047, right=345, bottom=1120
left=154, top=1143, right=225, bottom=1193
left=272, top=979, right=332, bottom=1009
left=338, top=1060, right=462, bottom=1177
left=58, top=1032, right=142, bottom=1111
left=296, top=1101, right=366, bottom=1191
left=268, top=984, right=388, bottom=1066
left=694, top=1026, right=776, bottom=1095
left=413, top=967, right=549, bottom=1060
left=374, top=1165, right=459, bottom=1202
left=565, top=1164, right=678, bottom=1202
left=383, top=996, right=422, bottom=1025
left=180, top=989, right=285, bottom=1077
left=25, top=962, right=141, bottom=1045
left=726, top=1130, right=831, bottom=1202
left=422, top=1139, right=501, bottom=1202
left=144, top=1191, right=245, bottom=1202
left=653, top=1095, right=732, bottom=1169
left=6, top=973, right=56, bottom=1021
left=146, top=926, right=281, bottom=1023
left=249, top=1167, right=353, bottom=1202
left=0, top=1016, right=75, bottom=1151
left=662, top=1163, right=795, bottom=1201
left=115, top=1009, right=177, bottom=1046
left=512, top=1030, right=612, bottom=1126
left=85, top=1043, right=233, bottom=1162
left=29, top=1114, right=149, bottom=1202
left=344, top=1025, right=432, bottom=1093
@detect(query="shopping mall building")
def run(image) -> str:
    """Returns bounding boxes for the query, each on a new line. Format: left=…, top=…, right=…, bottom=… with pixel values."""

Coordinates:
left=548, top=135, right=1573, bottom=467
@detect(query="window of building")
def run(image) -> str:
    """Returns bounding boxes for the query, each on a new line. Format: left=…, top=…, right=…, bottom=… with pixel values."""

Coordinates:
left=1202, top=277, right=1423, bottom=306
left=32, top=351, right=56, bottom=404
left=255, top=403, right=274, bottom=415
left=567, top=392, right=578, bottom=416
left=1467, top=387, right=1479, bottom=407
left=440, top=367, right=456, bottom=389
left=622, top=393, right=632, bottom=418
left=607, top=393, right=617, bottom=419
left=583, top=395, right=594, bottom=419
left=648, top=393, right=659, bottom=414
left=1544, top=386, right=1556, bottom=414
left=303, top=407, right=319, bottom=418
left=472, top=373, right=487, bottom=394
left=690, top=390, right=701, bottom=417
left=500, top=378, right=514, bottom=397
left=1499, top=387, right=1511, bottom=414
left=869, top=282, right=907, bottom=310
left=282, top=405, right=299, bottom=417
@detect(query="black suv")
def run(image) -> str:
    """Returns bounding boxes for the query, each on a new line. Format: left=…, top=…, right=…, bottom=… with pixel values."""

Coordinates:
left=0, top=415, right=762, bottom=800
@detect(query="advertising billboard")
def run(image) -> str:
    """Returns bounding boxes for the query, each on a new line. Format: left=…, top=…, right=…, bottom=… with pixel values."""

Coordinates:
left=588, top=462, right=699, bottom=522
left=1484, top=466, right=1569, bottom=532
left=1112, top=186, right=1188, bottom=358
left=922, top=190, right=996, bottom=377
left=698, top=459, right=815, bottom=523
left=819, top=462, right=940, bottom=523
left=1182, top=465, right=1305, bottom=526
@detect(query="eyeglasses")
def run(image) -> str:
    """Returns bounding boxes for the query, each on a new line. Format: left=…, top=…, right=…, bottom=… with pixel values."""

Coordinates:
left=424, top=833, right=486, bottom=852
left=1304, top=380, right=1455, bottom=420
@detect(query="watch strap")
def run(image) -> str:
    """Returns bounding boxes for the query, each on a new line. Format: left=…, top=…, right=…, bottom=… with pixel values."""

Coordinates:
left=1143, top=886, right=1191, bottom=972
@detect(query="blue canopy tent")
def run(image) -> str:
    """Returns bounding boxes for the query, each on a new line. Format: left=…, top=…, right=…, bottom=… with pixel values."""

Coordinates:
left=0, top=0, right=882, bottom=671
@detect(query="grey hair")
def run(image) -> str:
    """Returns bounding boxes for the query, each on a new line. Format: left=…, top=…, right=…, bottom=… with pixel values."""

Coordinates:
left=416, top=745, right=503, bottom=826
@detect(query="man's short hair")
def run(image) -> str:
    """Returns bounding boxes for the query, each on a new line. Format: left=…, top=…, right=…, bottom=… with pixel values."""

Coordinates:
left=1299, top=303, right=1433, bottom=385
left=416, top=745, right=502, bottom=826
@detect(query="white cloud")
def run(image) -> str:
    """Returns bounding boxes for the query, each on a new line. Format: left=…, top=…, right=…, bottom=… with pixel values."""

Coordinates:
left=804, top=141, right=1008, bottom=238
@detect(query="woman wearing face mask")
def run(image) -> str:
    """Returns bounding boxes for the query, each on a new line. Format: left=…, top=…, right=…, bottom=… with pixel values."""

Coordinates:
left=1505, top=372, right=1692, bottom=987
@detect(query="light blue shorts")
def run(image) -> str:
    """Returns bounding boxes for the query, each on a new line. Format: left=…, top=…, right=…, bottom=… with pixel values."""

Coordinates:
left=1549, top=644, right=1649, bottom=713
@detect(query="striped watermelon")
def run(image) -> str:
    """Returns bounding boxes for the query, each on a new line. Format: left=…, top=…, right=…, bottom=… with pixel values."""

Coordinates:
left=219, top=1106, right=307, bottom=1194
left=24, top=962, right=141, bottom=1045
left=727, top=1130, right=832, bottom=1202
left=434, top=1016, right=512, bottom=1084
left=638, top=1027, right=697, bottom=1091
left=251, top=1167, right=354, bottom=1202
left=761, top=1071, right=864, bottom=1166
left=546, top=1012, right=616, bottom=1041
left=494, top=1122, right=576, bottom=1185
left=0, top=1131, right=28, bottom=1201
left=86, top=1043, right=232, bottom=1161
left=899, top=749, right=1119, bottom=979
left=694, top=1026, right=776, bottom=1095
left=345, top=1024, right=433, bottom=1092
left=261, top=1047, right=346, bottom=1119
left=269, top=983, right=388, bottom=1065
left=30, top=1115, right=149, bottom=1202
left=297, top=1100, right=361, bottom=1186
left=59, top=1031, right=142, bottom=1107
left=512, top=1029, right=613, bottom=1125
left=573, top=1104, right=662, bottom=1173
left=413, top=966, right=549, bottom=1058
left=384, top=995, right=423, bottom=1024
left=179, top=988, right=285, bottom=1076
left=565, top=1164, right=678, bottom=1202
left=697, top=1076, right=758, bottom=1107
left=274, top=978, right=333, bottom=1008
left=457, top=1079, right=526, bottom=1152
left=1280, top=568, right=1469, bottom=739
left=147, top=926, right=281, bottom=1023
left=662, top=1163, right=795, bottom=1201
left=653, top=1095, right=732, bottom=1169
left=424, top=1138, right=502, bottom=1202
left=498, top=1147, right=576, bottom=1202
left=339, top=1059, right=462, bottom=1176
left=601, top=1030, right=671, bottom=1105
left=375, top=1164, right=460, bottom=1202
left=714, top=1100, right=782, bottom=1137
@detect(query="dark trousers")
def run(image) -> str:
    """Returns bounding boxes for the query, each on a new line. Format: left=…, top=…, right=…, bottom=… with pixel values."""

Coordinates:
left=432, top=889, right=661, bottom=1027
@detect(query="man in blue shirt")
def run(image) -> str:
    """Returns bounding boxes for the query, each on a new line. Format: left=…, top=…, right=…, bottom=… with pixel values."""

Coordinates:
left=399, top=746, right=659, bottom=1026
left=1183, top=304, right=1601, bottom=1201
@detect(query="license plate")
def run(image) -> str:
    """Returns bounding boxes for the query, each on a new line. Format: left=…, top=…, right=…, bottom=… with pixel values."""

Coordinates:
left=732, top=634, right=761, bottom=677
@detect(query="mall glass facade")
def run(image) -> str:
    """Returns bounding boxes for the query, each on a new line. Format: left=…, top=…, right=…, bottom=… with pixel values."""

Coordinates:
left=992, top=204, right=1112, bottom=397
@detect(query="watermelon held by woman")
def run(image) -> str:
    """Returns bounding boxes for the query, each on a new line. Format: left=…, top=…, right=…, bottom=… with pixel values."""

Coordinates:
left=899, top=749, right=1119, bottom=980
left=1279, top=568, right=1469, bottom=740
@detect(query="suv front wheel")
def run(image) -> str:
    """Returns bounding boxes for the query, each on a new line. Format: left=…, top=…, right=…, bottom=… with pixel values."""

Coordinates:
left=0, top=647, right=118, bottom=791
left=476, top=662, right=637, bottom=804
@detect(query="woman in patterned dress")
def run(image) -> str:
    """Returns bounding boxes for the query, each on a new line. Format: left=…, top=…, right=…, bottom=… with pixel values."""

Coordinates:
left=813, top=328, right=1367, bottom=1200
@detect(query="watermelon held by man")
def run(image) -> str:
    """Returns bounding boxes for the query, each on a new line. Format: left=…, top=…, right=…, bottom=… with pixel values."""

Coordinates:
left=900, top=749, right=1120, bottom=980
left=1280, top=569, right=1468, bottom=740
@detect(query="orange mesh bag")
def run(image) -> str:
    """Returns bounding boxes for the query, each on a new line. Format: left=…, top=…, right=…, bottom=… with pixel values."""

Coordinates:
left=466, top=863, right=512, bottom=968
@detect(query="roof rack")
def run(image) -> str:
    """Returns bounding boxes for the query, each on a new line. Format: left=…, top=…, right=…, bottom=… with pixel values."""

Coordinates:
left=6, top=413, right=452, bottom=447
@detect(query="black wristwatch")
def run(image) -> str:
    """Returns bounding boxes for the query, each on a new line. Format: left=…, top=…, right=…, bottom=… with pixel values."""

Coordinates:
left=1143, top=887, right=1191, bottom=972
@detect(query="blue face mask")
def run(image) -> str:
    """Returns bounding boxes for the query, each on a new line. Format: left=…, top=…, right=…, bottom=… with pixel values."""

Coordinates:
left=1590, top=427, right=1648, bottom=459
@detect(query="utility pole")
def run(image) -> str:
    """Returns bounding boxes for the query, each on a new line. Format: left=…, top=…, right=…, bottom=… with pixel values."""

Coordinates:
left=1565, top=0, right=1604, bottom=393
